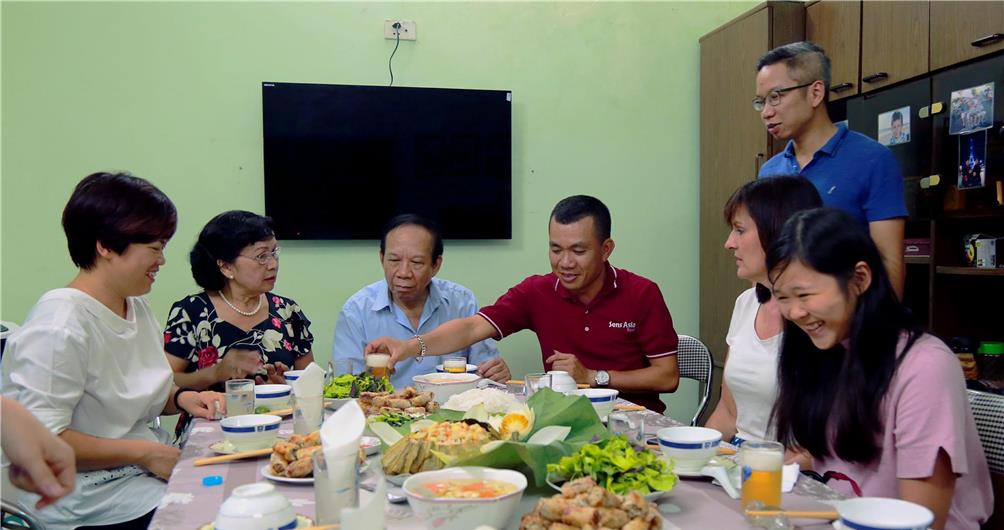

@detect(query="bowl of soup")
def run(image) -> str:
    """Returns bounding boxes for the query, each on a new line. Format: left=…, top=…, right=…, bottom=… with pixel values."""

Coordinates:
left=403, top=466, right=528, bottom=530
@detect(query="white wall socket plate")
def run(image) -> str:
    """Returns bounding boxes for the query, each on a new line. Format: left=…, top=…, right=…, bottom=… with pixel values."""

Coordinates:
left=384, top=20, right=416, bottom=41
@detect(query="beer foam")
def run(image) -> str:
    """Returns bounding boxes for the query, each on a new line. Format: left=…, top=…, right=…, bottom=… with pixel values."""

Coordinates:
left=367, top=353, right=390, bottom=368
left=742, top=449, right=783, bottom=471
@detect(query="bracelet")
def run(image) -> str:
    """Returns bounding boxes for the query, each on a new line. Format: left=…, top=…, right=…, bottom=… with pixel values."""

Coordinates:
left=413, top=334, right=427, bottom=362
left=173, top=387, right=197, bottom=411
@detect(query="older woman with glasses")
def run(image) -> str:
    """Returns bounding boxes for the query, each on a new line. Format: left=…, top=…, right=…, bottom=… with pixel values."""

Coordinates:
left=164, top=210, right=314, bottom=391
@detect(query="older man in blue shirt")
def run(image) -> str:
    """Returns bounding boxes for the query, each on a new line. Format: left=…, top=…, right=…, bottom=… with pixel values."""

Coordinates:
left=332, top=214, right=510, bottom=388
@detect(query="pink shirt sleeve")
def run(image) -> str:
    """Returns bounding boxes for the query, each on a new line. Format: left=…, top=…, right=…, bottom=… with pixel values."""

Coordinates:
left=888, top=335, right=972, bottom=478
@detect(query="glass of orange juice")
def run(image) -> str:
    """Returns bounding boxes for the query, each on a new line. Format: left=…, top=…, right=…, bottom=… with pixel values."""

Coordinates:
left=739, top=441, right=784, bottom=510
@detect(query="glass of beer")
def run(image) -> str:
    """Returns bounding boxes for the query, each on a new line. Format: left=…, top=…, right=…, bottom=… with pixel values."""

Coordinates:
left=366, top=353, right=390, bottom=378
left=739, top=440, right=784, bottom=510
left=442, top=356, right=467, bottom=373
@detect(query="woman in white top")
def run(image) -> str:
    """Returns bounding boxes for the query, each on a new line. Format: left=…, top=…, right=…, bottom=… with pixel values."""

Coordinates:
left=705, top=176, right=821, bottom=444
left=1, top=172, right=222, bottom=530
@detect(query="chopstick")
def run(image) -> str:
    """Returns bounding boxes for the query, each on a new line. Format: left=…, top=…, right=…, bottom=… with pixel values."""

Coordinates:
left=193, top=447, right=272, bottom=466
left=613, top=404, right=646, bottom=411
left=300, top=525, right=339, bottom=530
left=746, top=510, right=838, bottom=520
left=643, top=443, right=737, bottom=456
left=268, top=407, right=293, bottom=416
left=505, top=380, right=590, bottom=389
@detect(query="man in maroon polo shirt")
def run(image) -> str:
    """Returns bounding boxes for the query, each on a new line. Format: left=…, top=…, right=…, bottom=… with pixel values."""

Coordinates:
left=365, top=195, right=680, bottom=413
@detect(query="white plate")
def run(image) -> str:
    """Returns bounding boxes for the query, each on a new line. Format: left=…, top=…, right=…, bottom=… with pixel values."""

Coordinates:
left=325, top=397, right=351, bottom=410
left=360, top=436, right=381, bottom=456
left=209, top=440, right=238, bottom=455
left=260, top=465, right=313, bottom=484
left=675, top=469, right=707, bottom=478
left=435, top=363, right=478, bottom=373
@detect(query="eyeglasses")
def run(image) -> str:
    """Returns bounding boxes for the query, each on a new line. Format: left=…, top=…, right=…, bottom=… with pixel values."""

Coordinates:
left=752, top=81, right=817, bottom=112
left=239, top=247, right=281, bottom=265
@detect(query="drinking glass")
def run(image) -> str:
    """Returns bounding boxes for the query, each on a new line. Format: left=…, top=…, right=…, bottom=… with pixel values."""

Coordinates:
left=224, top=379, right=255, bottom=417
left=334, top=358, right=362, bottom=376
left=292, top=394, right=323, bottom=435
left=442, top=356, right=467, bottom=373
left=313, top=450, right=359, bottom=524
left=524, top=373, right=552, bottom=396
left=739, top=440, right=784, bottom=510
left=366, top=354, right=390, bottom=379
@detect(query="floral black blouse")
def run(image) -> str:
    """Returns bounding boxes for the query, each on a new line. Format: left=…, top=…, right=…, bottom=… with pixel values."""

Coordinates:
left=163, top=292, right=313, bottom=389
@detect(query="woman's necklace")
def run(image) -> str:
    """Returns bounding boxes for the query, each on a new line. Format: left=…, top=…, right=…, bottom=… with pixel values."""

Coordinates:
left=219, top=291, right=262, bottom=317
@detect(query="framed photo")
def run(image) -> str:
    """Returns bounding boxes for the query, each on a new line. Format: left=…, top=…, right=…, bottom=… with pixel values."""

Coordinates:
left=878, top=106, right=911, bottom=146
left=949, top=82, right=994, bottom=135
left=957, top=130, right=987, bottom=190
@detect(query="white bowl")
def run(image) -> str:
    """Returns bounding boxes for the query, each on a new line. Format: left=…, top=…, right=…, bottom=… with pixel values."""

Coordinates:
left=570, top=388, right=619, bottom=420
left=435, top=363, right=478, bottom=374
left=215, top=482, right=296, bottom=530
left=255, top=384, right=292, bottom=411
left=546, top=370, right=578, bottom=393
left=836, top=497, right=934, bottom=530
left=221, top=414, right=281, bottom=451
left=656, top=426, right=722, bottom=473
left=412, top=372, right=481, bottom=404
left=283, top=370, right=303, bottom=382
left=403, top=466, right=528, bottom=530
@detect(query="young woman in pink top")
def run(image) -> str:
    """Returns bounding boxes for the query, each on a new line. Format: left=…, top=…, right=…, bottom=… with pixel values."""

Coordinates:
left=766, top=207, right=992, bottom=530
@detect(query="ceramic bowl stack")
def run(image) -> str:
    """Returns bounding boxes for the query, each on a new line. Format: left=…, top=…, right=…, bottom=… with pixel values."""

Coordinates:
left=254, top=384, right=292, bottom=411
left=403, top=467, right=528, bottom=530
left=214, top=483, right=297, bottom=530
left=220, top=414, right=281, bottom=451
left=656, top=426, right=722, bottom=474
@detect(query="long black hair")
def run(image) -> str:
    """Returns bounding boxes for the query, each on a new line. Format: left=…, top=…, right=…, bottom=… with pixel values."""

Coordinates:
left=766, top=208, right=920, bottom=463
left=723, top=175, right=822, bottom=302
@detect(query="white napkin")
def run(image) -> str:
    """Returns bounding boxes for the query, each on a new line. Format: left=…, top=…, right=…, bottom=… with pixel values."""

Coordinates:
left=782, top=463, right=800, bottom=493
left=289, top=361, right=324, bottom=397
left=321, top=398, right=365, bottom=459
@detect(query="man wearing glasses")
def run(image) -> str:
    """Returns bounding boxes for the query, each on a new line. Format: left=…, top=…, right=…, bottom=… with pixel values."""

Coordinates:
left=755, top=41, right=907, bottom=298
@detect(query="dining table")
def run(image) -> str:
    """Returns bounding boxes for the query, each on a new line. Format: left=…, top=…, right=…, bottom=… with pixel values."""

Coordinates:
left=149, top=399, right=845, bottom=530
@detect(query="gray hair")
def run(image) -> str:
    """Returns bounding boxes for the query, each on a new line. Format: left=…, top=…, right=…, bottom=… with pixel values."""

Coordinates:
left=756, top=41, right=831, bottom=99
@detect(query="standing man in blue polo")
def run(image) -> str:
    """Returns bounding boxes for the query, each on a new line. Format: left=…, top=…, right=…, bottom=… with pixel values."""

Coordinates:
left=332, top=214, right=509, bottom=389
left=755, top=41, right=907, bottom=297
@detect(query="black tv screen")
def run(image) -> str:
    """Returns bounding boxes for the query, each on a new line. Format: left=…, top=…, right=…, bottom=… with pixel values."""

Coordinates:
left=262, top=82, right=512, bottom=240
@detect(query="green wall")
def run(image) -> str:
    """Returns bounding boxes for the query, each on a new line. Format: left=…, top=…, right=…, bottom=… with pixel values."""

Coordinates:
left=1, top=1, right=753, bottom=422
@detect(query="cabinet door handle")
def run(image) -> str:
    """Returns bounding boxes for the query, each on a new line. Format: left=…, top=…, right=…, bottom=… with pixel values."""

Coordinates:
left=862, top=72, right=889, bottom=83
left=830, top=82, right=854, bottom=93
left=971, top=33, right=1004, bottom=48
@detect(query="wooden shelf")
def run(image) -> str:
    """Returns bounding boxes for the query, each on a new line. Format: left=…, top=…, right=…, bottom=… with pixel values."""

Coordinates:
left=937, top=209, right=1004, bottom=220
left=935, top=266, right=1004, bottom=276
left=905, top=256, right=931, bottom=265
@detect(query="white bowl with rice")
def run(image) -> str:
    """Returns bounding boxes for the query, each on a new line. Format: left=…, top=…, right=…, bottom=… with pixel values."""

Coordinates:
left=412, top=372, right=481, bottom=404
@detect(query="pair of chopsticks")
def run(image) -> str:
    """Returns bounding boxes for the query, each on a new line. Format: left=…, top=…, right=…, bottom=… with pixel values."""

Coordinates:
left=746, top=510, right=838, bottom=520
left=193, top=447, right=272, bottom=466
left=506, top=379, right=590, bottom=389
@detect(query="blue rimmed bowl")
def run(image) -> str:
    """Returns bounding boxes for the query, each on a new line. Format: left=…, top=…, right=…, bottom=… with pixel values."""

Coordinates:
left=656, top=426, right=721, bottom=473
left=221, top=414, right=281, bottom=451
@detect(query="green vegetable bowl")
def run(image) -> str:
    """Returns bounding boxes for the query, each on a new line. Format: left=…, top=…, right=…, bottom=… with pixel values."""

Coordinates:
left=545, top=435, right=677, bottom=500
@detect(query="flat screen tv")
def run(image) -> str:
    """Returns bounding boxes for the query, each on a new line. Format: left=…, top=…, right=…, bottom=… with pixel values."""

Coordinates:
left=262, top=82, right=512, bottom=240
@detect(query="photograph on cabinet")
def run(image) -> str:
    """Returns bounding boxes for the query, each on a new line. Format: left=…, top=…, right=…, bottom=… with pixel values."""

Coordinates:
left=958, top=129, right=987, bottom=190
left=878, top=106, right=911, bottom=146
left=949, top=82, right=994, bottom=135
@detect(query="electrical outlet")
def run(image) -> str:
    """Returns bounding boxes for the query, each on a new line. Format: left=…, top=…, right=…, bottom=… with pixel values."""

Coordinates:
left=384, top=19, right=417, bottom=41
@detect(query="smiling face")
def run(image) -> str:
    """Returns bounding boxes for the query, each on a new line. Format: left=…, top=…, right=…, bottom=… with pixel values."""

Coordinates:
left=222, top=238, right=280, bottom=295
left=771, top=259, right=866, bottom=350
left=724, top=205, right=767, bottom=283
left=890, top=118, right=903, bottom=140
left=381, top=224, right=442, bottom=308
left=755, top=63, right=817, bottom=141
left=102, top=240, right=167, bottom=297
left=548, top=216, right=613, bottom=301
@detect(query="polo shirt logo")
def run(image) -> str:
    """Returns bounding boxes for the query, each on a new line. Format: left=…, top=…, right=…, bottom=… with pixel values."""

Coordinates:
left=608, top=321, right=637, bottom=331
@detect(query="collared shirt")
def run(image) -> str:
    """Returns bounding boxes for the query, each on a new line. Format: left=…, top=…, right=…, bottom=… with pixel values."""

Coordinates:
left=477, top=264, right=678, bottom=413
left=758, top=124, right=908, bottom=228
left=332, top=278, right=500, bottom=389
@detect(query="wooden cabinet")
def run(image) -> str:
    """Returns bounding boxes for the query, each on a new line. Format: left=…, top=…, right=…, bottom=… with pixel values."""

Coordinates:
left=698, top=1, right=803, bottom=392
left=806, top=0, right=861, bottom=101
left=860, top=1, right=929, bottom=93
left=931, top=1, right=1004, bottom=70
